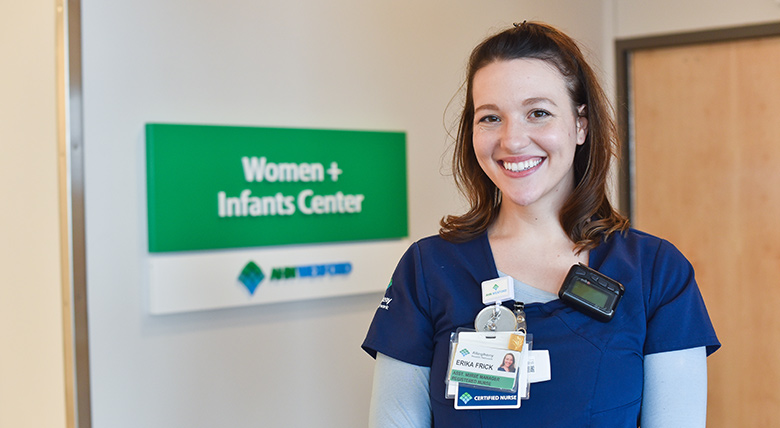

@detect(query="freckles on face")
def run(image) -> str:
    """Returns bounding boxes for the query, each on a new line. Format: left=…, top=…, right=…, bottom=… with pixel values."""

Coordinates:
left=470, top=58, right=587, bottom=209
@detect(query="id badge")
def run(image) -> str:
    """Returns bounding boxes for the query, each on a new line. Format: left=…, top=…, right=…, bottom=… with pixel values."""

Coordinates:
left=446, top=331, right=529, bottom=410
left=449, top=341, right=521, bottom=391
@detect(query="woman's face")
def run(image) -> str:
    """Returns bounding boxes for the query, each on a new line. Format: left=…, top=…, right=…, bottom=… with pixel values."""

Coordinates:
left=503, top=354, right=514, bottom=366
left=471, top=58, right=587, bottom=212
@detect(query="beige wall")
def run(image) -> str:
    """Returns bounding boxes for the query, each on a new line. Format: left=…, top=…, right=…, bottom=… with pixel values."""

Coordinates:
left=0, top=1, right=67, bottom=427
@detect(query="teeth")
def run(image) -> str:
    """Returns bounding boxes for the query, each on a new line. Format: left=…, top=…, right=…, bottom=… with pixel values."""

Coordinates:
left=502, top=158, right=542, bottom=172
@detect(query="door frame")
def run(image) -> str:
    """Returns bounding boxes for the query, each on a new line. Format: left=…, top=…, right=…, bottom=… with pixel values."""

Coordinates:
left=614, top=22, right=780, bottom=221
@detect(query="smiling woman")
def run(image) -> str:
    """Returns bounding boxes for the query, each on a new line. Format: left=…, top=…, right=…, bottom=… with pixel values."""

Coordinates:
left=470, top=58, right=587, bottom=213
left=440, top=23, right=623, bottom=250
left=362, top=21, right=720, bottom=428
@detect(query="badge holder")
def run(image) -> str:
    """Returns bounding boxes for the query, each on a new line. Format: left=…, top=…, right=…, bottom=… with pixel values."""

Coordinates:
left=444, top=277, right=534, bottom=410
left=446, top=331, right=533, bottom=410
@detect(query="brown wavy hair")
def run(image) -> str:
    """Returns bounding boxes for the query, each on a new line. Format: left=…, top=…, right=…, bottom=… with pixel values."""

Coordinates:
left=439, top=22, right=628, bottom=251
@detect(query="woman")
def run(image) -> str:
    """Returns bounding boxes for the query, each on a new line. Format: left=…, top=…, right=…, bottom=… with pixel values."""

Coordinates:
left=362, top=22, right=719, bottom=427
left=498, top=353, right=516, bottom=373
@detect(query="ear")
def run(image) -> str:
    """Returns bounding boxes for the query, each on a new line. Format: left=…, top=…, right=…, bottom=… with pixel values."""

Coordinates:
left=575, top=104, right=588, bottom=146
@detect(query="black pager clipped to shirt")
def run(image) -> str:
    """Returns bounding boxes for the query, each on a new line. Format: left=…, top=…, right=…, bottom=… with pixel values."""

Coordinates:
left=558, top=263, right=624, bottom=322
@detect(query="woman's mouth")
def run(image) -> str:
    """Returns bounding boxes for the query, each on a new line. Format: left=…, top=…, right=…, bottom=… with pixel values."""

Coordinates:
left=501, top=158, right=543, bottom=172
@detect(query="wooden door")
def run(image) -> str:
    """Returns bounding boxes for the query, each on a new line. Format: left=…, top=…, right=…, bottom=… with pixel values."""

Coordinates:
left=631, top=35, right=780, bottom=427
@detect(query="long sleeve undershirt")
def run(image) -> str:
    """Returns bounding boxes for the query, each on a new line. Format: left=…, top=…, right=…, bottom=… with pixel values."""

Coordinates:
left=368, top=275, right=708, bottom=428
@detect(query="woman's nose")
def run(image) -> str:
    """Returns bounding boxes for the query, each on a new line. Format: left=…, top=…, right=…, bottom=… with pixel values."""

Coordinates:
left=500, top=120, right=530, bottom=151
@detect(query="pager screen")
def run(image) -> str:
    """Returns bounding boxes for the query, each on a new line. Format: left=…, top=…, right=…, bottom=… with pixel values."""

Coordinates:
left=570, top=279, right=609, bottom=308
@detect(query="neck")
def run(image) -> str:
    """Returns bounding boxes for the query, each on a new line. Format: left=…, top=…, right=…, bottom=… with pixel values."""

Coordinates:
left=489, top=202, right=570, bottom=244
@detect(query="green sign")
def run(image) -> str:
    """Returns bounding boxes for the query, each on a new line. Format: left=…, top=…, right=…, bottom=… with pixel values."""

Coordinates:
left=146, top=123, right=408, bottom=252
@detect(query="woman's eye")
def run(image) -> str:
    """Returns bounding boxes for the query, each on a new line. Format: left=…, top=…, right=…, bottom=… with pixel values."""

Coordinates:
left=478, top=115, right=500, bottom=124
left=529, top=110, right=551, bottom=119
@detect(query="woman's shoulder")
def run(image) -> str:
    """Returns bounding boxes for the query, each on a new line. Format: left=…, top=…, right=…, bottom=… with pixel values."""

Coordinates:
left=413, top=232, right=489, bottom=252
left=400, top=232, right=495, bottom=275
left=603, top=228, right=683, bottom=253
left=598, top=228, right=693, bottom=272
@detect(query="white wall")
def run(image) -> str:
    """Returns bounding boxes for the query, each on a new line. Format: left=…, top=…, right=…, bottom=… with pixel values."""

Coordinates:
left=80, top=1, right=606, bottom=427
left=0, top=1, right=67, bottom=428
left=612, top=0, right=780, bottom=38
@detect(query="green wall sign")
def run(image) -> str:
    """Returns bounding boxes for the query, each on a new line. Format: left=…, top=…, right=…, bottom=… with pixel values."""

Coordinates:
left=146, top=123, right=408, bottom=252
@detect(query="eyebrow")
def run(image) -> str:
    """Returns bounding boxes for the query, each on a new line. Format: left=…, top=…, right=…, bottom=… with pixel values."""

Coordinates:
left=474, top=103, right=499, bottom=114
left=522, top=97, right=557, bottom=107
left=474, top=97, right=558, bottom=113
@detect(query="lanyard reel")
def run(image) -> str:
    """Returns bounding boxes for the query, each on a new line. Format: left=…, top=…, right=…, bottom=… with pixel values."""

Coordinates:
left=474, top=276, right=527, bottom=336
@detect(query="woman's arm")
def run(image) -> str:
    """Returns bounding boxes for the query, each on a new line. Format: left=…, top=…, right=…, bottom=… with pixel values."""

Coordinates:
left=641, top=346, right=708, bottom=428
left=369, top=352, right=432, bottom=428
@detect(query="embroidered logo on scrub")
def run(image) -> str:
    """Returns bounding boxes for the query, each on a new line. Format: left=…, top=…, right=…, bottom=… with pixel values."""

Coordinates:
left=378, top=297, right=392, bottom=310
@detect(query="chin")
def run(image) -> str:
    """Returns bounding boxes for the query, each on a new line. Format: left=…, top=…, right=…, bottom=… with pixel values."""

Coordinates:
left=503, top=193, right=542, bottom=208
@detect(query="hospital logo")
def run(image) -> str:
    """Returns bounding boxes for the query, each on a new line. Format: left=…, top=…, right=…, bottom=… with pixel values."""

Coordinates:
left=459, top=392, right=473, bottom=404
left=237, top=260, right=353, bottom=296
left=459, top=348, right=470, bottom=357
left=238, top=262, right=265, bottom=295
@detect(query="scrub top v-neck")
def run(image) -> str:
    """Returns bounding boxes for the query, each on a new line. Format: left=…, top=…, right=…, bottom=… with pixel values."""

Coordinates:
left=362, top=229, right=720, bottom=427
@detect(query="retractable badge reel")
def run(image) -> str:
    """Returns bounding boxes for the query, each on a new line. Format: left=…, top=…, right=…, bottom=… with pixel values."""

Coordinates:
left=474, top=276, right=526, bottom=334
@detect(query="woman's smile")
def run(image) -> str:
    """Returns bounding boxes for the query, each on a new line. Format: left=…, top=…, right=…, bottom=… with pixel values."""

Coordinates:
left=500, top=157, right=544, bottom=174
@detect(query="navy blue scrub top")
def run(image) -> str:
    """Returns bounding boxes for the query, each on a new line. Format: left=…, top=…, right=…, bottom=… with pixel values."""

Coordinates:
left=362, top=229, right=720, bottom=427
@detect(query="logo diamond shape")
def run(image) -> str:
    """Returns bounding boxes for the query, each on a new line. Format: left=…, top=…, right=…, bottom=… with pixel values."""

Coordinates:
left=459, top=392, right=473, bottom=404
left=238, top=261, right=264, bottom=295
left=459, top=348, right=470, bottom=357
